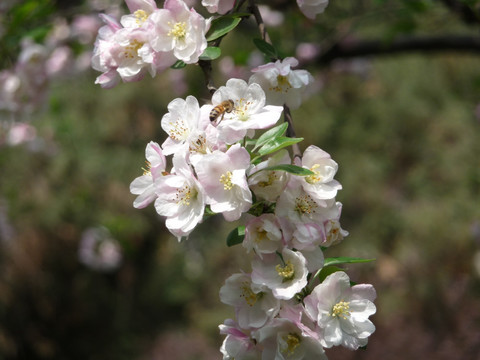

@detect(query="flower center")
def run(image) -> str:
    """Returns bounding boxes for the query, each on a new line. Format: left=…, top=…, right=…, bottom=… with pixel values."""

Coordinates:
left=281, top=333, right=301, bottom=355
left=305, top=164, right=322, bottom=184
left=142, top=160, right=151, bottom=175
left=189, top=135, right=208, bottom=154
left=234, top=98, right=253, bottom=122
left=220, top=171, right=233, bottom=190
left=276, top=261, right=295, bottom=281
left=175, top=185, right=196, bottom=206
left=332, top=300, right=351, bottom=319
left=255, top=229, right=268, bottom=243
left=258, top=171, right=278, bottom=187
left=134, top=9, right=149, bottom=24
left=294, top=194, right=318, bottom=215
left=168, top=119, right=189, bottom=141
left=124, top=39, right=143, bottom=59
left=270, top=75, right=292, bottom=93
left=168, top=22, right=187, bottom=40
left=240, top=281, right=258, bottom=306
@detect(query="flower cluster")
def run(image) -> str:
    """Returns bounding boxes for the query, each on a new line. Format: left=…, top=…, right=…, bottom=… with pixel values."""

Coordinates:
left=130, top=74, right=376, bottom=358
left=91, top=0, right=211, bottom=88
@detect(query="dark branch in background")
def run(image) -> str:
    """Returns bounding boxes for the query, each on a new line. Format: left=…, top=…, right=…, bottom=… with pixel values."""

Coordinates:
left=247, top=0, right=273, bottom=47
left=314, top=35, right=480, bottom=65
left=198, top=60, right=217, bottom=95
left=440, top=0, right=480, bottom=26
left=248, top=0, right=301, bottom=158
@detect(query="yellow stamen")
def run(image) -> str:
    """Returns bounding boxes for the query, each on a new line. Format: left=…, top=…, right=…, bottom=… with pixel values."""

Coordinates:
left=124, top=39, right=143, bottom=59
left=134, top=9, right=149, bottom=24
left=240, top=282, right=258, bottom=306
left=331, top=300, right=350, bottom=320
left=175, top=185, right=196, bottom=206
left=142, top=161, right=151, bottom=175
left=220, top=171, right=233, bottom=190
left=281, top=333, right=301, bottom=355
left=167, top=22, right=187, bottom=40
left=294, top=194, right=318, bottom=215
left=305, top=164, right=322, bottom=184
left=276, top=261, right=295, bottom=281
left=269, top=75, right=292, bottom=93
left=168, top=119, right=188, bottom=141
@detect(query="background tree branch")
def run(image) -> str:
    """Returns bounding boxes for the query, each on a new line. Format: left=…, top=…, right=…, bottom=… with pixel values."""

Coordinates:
left=314, top=34, right=480, bottom=65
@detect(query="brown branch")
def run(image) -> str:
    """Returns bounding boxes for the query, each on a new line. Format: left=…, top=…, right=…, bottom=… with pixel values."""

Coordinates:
left=283, top=105, right=301, bottom=160
left=198, top=60, right=217, bottom=95
left=440, top=0, right=480, bottom=26
left=314, top=34, right=480, bottom=65
left=248, top=0, right=273, bottom=47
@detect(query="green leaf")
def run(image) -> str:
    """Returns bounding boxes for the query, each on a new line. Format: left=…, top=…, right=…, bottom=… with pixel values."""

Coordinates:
left=199, top=47, right=221, bottom=61
left=324, top=257, right=376, bottom=267
left=226, top=225, right=245, bottom=247
left=314, top=265, right=344, bottom=283
left=253, top=164, right=314, bottom=176
left=257, top=137, right=303, bottom=156
left=253, top=123, right=288, bottom=151
left=206, top=17, right=242, bottom=42
left=253, top=38, right=278, bottom=59
left=171, top=60, right=186, bottom=69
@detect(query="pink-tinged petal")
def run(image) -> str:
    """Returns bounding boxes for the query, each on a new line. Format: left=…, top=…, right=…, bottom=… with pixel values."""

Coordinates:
left=351, top=284, right=377, bottom=302
left=94, top=70, right=119, bottom=88
left=125, top=0, right=157, bottom=13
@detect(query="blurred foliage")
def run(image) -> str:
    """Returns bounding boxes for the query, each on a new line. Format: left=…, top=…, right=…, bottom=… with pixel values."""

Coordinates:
left=1, top=0, right=480, bottom=359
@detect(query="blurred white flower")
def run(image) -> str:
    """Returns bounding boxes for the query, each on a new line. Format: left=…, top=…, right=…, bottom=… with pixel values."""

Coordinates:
left=78, top=227, right=123, bottom=272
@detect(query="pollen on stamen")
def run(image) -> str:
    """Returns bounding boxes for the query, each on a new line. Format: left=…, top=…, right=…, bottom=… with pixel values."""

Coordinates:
left=124, top=39, right=143, bottom=59
left=168, top=119, right=189, bottom=141
left=331, top=300, right=351, bottom=320
left=142, top=161, right=151, bottom=175
left=240, top=281, right=258, bottom=307
left=281, top=333, right=301, bottom=356
left=220, top=171, right=233, bottom=190
left=167, top=21, right=187, bottom=40
left=134, top=9, right=149, bottom=24
left=276, top=261, right=295, bottom=281
left=294, top=194, right=318, bottom=215
left=175, top=185, right=196, bottom=206
left=305, top=164, right=322, bottom=184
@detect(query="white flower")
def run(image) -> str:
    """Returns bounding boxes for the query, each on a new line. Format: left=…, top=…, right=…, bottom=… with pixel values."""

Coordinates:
left=220, top=273, right=280, bottom=329
left=304, top=271, right=377, bottom=350
left=211, top=78, right=283, bottom=144
left=251, top=248, right=308, bottom=300
left=247, top=150, right=290, bottom=202
left=78, top=227, right=122, bottom=272
left=219, top=319, right=261, bottom=360
left=202, top=0, right=235, bottom=14
left=296, top=0, right=329, bottom=20
left=121, top=0, right=157, bottom=28
left=154, top=152, right=205, bottom=240
left=249, top=57, right=314, bottom=109
left=254, top=319, right=327, bottom=360
left=130, top=141, right=166, bottom=209
left=149, top=0, right=210, bottom=64
left=194, top=144, right=252, bottom=221
left=243, top=214, right=284, bottom=258
left=297, top=145, right=342, bottom=204
left=160, top=95, right=211, bottom=156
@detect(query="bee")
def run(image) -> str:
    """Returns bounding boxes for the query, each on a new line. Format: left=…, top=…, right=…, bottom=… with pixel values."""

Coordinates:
left=209, top=99, right=234, bottom=124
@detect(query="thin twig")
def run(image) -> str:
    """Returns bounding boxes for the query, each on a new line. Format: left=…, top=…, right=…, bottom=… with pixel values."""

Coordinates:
left=283, top=105, right=302, bottom=160
left=248, top=0, right=301, bottom=159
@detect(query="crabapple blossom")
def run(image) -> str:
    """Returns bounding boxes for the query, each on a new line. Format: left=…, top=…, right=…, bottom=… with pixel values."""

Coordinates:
left=130, top=141, right=166, bottom=209
left=297, top=145, right=342, bottom=204
left=121, top=0, right=157, bottom=28
left=78, top=227, right=123, bottom=272
left=251, top=248, right=308, bottom=300
left=296, top=0, right=329, bottom=20
left=202, top=0, right=235, bottom=15
left=254, top=318, right=327, bottom=360
left=211, top=78, right=284, bottom=143
left=243, top=214, right=284, bottom=259
left=154, top=152, right=205, bottom=240
left=220, top=273, right=280, bottom=329
left=248, top=150, right=291, bottom=203
left=304, top=271, right=377, bottom=350
left=194, top=144, right=252, bottom=221
left=149, top=0, right=210, bottom=64
left=249, top=57, right=314, bottom=109
left=219, top=319, right=261, bottom=360
left=160, top=95, right=222, bottom=158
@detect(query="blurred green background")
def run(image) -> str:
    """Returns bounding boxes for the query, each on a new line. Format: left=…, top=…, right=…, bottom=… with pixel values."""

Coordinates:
left=1, top=0, right=480, bottom=359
